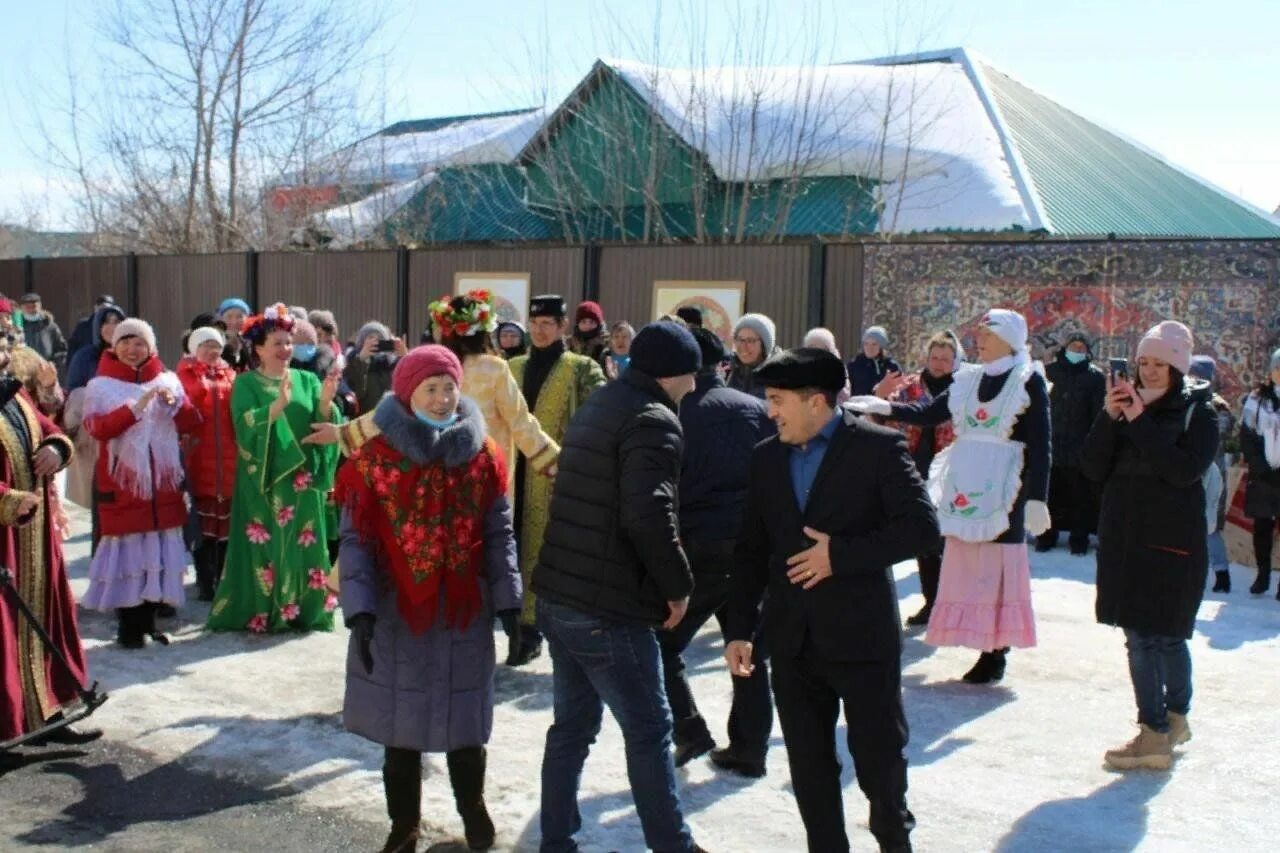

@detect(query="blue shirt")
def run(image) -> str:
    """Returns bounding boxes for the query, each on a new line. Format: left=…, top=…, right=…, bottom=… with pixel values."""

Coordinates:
left=789, top=413, right=842, bottom=512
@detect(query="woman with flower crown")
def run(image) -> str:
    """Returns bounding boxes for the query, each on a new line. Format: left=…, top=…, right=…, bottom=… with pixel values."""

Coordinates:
left=207, top=304, right=345, bottom=633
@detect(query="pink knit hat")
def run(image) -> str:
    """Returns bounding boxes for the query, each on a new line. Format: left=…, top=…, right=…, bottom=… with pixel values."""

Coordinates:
left=1136, top=321, right=1193, bottom=375
left=392, top=344, right=462, bottom=403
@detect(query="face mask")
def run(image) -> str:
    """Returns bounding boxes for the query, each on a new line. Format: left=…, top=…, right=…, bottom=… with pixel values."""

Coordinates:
left=293, top=344, right=317, bottom=361
left=414, top=408, right=458, bottom=429
left=1064, top=350, right=1088, bottom=365
left=21, top=311, right=40, bottom=323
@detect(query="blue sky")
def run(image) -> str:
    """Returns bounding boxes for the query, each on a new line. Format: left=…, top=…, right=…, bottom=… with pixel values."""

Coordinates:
left=3, top=0, right=1277, bottom=228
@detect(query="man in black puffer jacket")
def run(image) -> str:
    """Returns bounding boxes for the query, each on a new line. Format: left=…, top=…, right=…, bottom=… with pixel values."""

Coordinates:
left=659, top=328, right=776, bottom=777
left=1040, top=333, right=1107, bottom=555
left=533, top=321, right=706, bottom=853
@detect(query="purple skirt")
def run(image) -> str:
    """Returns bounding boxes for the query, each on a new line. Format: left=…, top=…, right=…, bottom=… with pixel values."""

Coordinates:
left=82, top=528, right=190, bottom=610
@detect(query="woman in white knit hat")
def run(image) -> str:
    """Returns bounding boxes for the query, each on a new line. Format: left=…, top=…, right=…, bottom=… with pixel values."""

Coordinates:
left=850, top=309, right=1051, bottom=684
left=176, top=325, right=238, bottom=601
left=81, top=319, right=202, bottom=648
left=1080, top=320, right=1218, bottom=770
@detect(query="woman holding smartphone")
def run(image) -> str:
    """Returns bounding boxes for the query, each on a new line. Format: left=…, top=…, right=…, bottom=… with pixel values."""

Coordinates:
left=1081, top=320, right=1218, bottom=770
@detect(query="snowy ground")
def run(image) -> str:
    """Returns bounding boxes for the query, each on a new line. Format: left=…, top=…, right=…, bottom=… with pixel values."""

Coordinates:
left=47, top=501, right=1280, bottom=852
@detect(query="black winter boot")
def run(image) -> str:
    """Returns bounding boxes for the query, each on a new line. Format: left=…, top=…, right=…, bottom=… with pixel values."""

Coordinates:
left=506, top=628, right=542, bottom=667
left=381, top=747, right=422, bottom=853
left=447, top=746, right=495, bottom=850
left=1212, top=570, right=1231, bottom=593
left=143, top=602, right=171, bottom=645
left=962, top=648, right=1008, bottom=684
left=194, top=542, right=216, bottom=601
left=116, top=606, right=145, bottom=649
left=1250, top=568, right=1271, bottom=595
left=672, top=716, right=716, bottom=768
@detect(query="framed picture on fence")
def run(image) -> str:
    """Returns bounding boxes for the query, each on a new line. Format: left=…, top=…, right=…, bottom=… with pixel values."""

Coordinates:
left=652, top=280, right=746, bottom=342
left=453, top=272, right=532, bottom=325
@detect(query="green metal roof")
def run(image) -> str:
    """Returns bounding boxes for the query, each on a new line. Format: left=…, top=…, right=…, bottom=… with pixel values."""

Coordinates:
left=385, top=164, right=558, bottom=244
left=981, top=63, right=1280, bottom=238
left=374, top=108, right=541, bottom=139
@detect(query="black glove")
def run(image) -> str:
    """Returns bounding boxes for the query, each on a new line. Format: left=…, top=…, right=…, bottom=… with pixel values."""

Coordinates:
left=498, top=609, right=521, bottom=641
left=348, top=613, right=375, bottom=674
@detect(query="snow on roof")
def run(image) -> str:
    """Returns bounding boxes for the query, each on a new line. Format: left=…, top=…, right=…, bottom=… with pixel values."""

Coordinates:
left=318, top=173, right=435, bottom=247
left=307, top=108, right=547, bottom=186
left=604, top=57, right=1034, bottom=232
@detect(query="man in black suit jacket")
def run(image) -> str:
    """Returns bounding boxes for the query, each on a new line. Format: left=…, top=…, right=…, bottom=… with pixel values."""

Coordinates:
left=724, top=348, right=940, bottom=853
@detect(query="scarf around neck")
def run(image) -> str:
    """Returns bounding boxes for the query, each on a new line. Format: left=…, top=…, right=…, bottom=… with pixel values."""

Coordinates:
left=1245, top=392, right=1280, bottom=470
left=84, top=354, right=186, bottom=499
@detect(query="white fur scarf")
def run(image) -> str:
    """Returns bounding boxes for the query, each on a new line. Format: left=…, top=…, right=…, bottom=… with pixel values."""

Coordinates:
left=83, top=371, right=187, bottom=499
left=1244, top=393, right=1280, bottom=471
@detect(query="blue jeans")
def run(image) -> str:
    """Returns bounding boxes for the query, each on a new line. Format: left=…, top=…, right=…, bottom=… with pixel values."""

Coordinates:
left=1207, top=532, right=1229, bottom=573
left=1124, top=629, right=1192, bottom=733
left=537, top=599, right=695, bottom=853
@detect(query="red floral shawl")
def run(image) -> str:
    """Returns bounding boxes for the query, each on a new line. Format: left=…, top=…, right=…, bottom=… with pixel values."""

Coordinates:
left=335, top=434, right=506, bottom=634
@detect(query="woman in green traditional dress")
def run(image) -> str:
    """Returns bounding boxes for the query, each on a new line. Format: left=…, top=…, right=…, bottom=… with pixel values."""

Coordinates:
left=207, top=303, right=344, bottom=633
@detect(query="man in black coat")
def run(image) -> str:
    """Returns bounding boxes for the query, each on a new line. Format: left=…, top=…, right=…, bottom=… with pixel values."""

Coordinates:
left=532, top=322, right=705, bottom=853
left=1039, top=333, right=1106, bottom=554
left=659, top=328, right=775, bottom=776
left=725, top=348, right=939, bottom=853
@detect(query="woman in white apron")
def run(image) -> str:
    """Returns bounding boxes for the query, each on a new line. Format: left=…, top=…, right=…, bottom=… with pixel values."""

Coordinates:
left=850, top=309, right=1051, bottom=683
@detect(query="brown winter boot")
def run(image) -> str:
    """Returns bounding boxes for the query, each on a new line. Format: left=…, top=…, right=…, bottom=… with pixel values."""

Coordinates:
left=448, top=746, right=496, bottom=850
left=1167, top=712, right=1191, bottom=748
left=382, top=747, right=422, bottom=852
left=1104, top=725, right=1172, bottom=770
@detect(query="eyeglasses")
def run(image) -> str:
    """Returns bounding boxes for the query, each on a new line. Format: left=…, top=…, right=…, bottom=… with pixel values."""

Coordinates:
left=734, top=336, right=761, bottom=345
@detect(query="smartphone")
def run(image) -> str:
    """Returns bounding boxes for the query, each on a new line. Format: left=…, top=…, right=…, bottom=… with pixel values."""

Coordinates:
left=1109, top=358, right=1128, bottom=382
left=377, top=339, right=396, bottom=353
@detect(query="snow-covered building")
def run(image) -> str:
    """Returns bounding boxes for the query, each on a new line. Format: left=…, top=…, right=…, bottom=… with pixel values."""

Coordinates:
left=296, top=48, right=1280, bottom=245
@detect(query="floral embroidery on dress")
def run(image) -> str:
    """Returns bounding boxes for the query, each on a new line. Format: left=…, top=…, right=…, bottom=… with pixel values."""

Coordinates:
left=246, top=519, right=271, bottom=544
left=280, top=601, right=300, bottom=621
left=292, top=470, right=313, bottom=492
left=297, top=523, right=318, bottom=547
left=257, top=562, right=276, bottom=595
left=247, top=613, right=268, bottom=633
left=307, top=568, right=328, bottom=589
left=276, top=504, right=296, bottom=527
left=323, top=592, right=339, bottom=612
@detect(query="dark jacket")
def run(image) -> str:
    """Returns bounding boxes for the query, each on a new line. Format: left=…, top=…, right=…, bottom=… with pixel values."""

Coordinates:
left=888, top=367, right=1051, bottom=543
left=532, top=368, right=694, bottom=626
left=1046, top=349, right=1106, bottom=468
left=66, top=305, right=127, bottom=392
left=1240, top=386, right=1280, bottom=518
left=726, top=416, right=939, bottom=662
left=21, top=311, right=68, bottom=370
left=726, top=356, right=767, bottom=399
left=1081, top=380, right=1218, bottom=639
left=847, top=352, right=901, bottom=397
left=678, top=372, right=775, bottom=549
left=344, top=352, right=398, bottom=415
left=67, top=313, right=95, bottom=362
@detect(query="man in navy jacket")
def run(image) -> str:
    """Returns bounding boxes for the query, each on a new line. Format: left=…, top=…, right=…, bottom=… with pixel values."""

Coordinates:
left=659, top=328, right=775, bottom=776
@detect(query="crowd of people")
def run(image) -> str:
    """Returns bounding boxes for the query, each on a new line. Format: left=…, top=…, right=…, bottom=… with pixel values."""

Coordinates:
left=0, top=284, right=1274, bottom=851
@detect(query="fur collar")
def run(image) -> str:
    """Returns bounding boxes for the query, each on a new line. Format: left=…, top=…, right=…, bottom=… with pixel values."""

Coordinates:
left=372, top=394, right=486, bottom=467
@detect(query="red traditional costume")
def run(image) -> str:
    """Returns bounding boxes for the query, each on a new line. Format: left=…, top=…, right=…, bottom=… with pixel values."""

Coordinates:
left=0, top=379, right=86, bottom=742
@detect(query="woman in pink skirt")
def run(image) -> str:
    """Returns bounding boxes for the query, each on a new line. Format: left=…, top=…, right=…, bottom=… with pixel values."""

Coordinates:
left=850, top=309, right=1051, bottom=683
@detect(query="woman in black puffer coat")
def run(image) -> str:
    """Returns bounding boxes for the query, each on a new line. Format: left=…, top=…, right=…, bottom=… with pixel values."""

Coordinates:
left=1081, top=321, right=1218, bottom=772
left=1239, top=347, right=1280, bottom=596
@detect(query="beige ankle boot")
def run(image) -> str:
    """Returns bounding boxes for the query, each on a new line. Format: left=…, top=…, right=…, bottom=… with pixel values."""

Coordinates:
left=1167, top=712, right=1191, bottom=747
left=1104, top=724, right=1172, bottom=770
